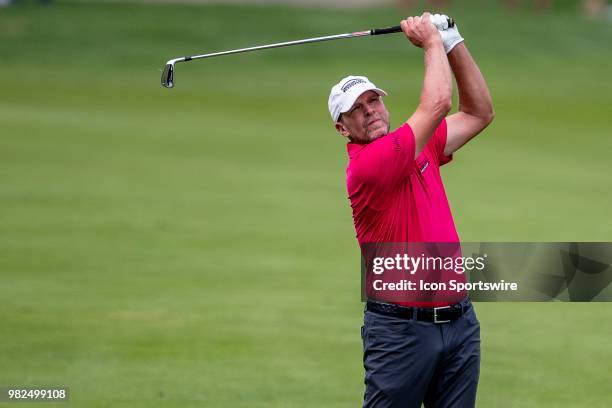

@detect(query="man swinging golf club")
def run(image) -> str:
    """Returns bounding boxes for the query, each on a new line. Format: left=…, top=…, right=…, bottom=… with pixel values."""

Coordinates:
left=328, top=13, right=494, bottom=408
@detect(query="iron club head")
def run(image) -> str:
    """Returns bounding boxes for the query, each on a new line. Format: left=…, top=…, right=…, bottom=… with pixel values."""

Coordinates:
left=161, top=62, right=175, bottom=88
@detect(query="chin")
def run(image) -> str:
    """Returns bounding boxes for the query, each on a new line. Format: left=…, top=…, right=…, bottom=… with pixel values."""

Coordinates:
left=368, top=128, right=387, bottom=141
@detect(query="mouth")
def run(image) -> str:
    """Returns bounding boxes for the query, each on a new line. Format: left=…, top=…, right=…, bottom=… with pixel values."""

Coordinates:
left=367, top=118, right=382, bottom=127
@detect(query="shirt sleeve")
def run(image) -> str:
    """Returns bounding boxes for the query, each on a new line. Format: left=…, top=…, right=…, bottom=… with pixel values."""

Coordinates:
left=430, top=118, right=453, bottom=166
left=348, top=123, right=416, bottom=209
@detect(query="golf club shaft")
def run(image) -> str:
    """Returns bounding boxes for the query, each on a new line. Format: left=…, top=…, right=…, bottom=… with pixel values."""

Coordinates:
left=177, top=19, right=457, bottom=63
left=181, top=30, right=372, bottom=63
left=161, top=18, right=454, bottom=88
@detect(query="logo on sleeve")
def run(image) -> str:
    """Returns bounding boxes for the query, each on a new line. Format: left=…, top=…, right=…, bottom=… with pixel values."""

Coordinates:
left=419, top=160, right=429, bottom=174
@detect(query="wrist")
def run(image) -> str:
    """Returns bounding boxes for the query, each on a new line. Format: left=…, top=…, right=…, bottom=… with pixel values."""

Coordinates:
left=447, top=41, right=465, bottom=56
left=422, top=35, right=443, bottom=51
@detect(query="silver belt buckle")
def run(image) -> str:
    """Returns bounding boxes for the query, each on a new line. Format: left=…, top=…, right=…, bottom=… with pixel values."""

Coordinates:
left=433, top=306, right=451, bottom=324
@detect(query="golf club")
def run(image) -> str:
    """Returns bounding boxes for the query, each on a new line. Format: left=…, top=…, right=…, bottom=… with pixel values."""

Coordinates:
left=161, top=17, right=455, bottom=88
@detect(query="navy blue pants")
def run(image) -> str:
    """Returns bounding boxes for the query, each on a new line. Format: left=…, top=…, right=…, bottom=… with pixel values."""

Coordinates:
left=361, top=298, right=480, bottom=408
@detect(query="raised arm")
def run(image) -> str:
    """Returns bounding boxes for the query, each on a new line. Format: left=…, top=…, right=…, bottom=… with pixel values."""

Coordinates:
left=444, top=39, right=495, bottom=156
left=401, top=13, right=453, bottom=158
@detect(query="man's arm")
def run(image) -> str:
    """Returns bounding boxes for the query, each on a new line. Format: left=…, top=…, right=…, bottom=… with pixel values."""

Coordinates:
left=401, top=13, right=453, bottom=158
left=444, top=42, right=495, bottom=156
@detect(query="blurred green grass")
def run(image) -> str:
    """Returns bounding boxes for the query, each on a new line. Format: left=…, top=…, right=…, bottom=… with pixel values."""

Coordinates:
left=1, top=1, right=611, bottom=407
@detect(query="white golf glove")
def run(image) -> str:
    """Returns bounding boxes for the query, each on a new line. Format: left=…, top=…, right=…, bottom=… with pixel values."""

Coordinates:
left=430, top=13, right=464, bottom=54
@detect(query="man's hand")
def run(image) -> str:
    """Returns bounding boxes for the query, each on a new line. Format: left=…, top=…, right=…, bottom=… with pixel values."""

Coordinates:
left=400, top=13, right=443, bottom=49
left=430, top=13, right=464, bottom=54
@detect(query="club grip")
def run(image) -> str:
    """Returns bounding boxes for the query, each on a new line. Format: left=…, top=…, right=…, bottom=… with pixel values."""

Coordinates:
left=371, top=25, right=402, bottom=36
left=371, top=17, right=454, bottom=36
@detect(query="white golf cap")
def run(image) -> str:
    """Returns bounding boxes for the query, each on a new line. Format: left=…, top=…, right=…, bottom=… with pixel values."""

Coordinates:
left=328, top=75, right=387, bottom=122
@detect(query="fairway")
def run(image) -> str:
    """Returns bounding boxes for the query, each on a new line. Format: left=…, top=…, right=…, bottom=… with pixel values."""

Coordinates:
left=1, top=1, right=611, bottom=407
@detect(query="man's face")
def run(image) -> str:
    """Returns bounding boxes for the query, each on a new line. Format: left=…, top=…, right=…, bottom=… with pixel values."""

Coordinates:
left=335, top=90, right=390, bottom=144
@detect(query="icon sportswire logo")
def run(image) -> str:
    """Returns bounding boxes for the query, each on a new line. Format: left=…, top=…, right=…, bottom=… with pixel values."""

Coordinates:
left=341, top=78, right=366, bottom=92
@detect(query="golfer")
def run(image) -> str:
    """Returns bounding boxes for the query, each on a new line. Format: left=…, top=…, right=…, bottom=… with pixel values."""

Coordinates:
left=328, top=13, right=494, bottom=408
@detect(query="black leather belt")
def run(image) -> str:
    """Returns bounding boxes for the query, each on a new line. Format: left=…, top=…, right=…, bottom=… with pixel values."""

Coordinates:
left=366, top=299, right=470, bottom=324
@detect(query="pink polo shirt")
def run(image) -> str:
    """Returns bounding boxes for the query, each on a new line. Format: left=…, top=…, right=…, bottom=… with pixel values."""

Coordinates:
left=346, top=119, right=466, bottom=306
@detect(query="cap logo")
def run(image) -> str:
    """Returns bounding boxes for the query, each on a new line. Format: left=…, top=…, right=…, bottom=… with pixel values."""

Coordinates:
left=341, top=78, right=366, bottom=93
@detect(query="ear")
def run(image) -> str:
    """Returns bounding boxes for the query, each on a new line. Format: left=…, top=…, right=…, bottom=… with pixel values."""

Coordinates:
left=335, top=120, right=351, bottom=138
